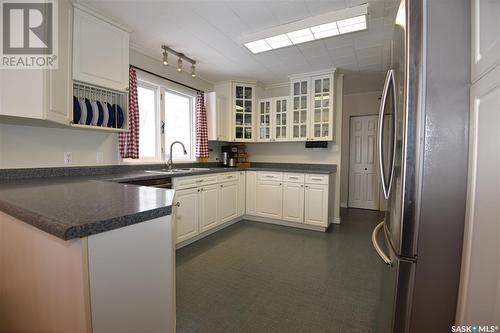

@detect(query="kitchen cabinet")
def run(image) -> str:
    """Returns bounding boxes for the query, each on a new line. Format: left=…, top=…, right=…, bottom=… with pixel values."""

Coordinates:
left=0, top=0, right=72, bottom=125
left=245, top=171, right=257, bottom=215
left=282, top=182, right=304, bottom=223
left=238, top=171, right=246, bottom=216
left=206, top=92, right=229, bottom=141
left=73, top=6, right=130, bottom=92
left=219, top=181, right=239, bottom=223
left=257, top=96, right=290, bottom=142
left=289, top=70, right=335, bottom=141
left=304, top=184, right=329, bottom=227
left=256, top=180, right=283, bottom=219
left=232, top=82, right=255, bottom=141
left=199, top=184, right=219, bottom=233
left=290, top=77, right=310, bottom=140
left=174, top=187, right=199, bottom=243
left=471, top=0, right=500, bottom=83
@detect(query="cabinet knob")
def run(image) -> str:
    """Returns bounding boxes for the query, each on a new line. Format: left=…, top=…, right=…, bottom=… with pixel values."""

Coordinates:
left=175, top=202, right=181, bottom=207
left=301, top=185, right=304, bottom=188
left=221, top=184, right=223, bottom=188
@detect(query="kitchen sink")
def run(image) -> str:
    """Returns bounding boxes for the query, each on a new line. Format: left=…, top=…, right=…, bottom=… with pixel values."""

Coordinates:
left=144, top=167, right=211, bottom=174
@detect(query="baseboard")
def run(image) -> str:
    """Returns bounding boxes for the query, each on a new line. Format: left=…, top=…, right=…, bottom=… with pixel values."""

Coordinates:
left=333, top=217, right=341, bottom=224
left=176, top=217, right=242, bottom=249
left=243, top=215, right=327, bottom=232
left=340, top=202, right=348, bottom=208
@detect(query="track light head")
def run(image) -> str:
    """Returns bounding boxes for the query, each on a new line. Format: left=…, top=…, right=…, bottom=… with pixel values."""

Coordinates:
left=177, top=58, right=182, bottom=72
left=162, top=50, right=168, bottom=66
left=191, top=64, right=196, bottom=78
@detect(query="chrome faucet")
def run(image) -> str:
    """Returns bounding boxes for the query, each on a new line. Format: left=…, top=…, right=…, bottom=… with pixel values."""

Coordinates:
left=167, top=141, right=187, bottom=170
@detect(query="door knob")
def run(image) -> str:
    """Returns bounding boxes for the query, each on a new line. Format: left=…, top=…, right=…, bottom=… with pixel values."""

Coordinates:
left=365, top=168, right=368, bottom=170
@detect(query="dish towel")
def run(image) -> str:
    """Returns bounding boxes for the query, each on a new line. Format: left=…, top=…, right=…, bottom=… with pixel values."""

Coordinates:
left=195, top=92, right=209, bottom=159
left=119, top=67, right=139, bottom=159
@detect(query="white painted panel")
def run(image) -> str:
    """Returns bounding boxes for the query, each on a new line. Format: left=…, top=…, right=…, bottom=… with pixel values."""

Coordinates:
left=199, top=184, right=219, bottom=232
left=219, top=181, right=239, bottom=223
left=457, top=65, right=500, bottom=325
left=471, top=0, right=500, bottom=82
left=282, top=182, right=304, bottom=223
left=304, top=184, right=328, bottom=227
left=256, top=181, right=283, bottom=219
left=174, top=188, right=199, bottom=243
left=245, top=171, right=257, bottom=215
left=88, top=216, right=175, bottom=333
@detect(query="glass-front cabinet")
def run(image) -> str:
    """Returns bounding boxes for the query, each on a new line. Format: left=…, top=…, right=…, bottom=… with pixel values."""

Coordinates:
left=274, top=96, right=288, bottom=141
left=232, top=82, right=255, bottom=141
left=290, top=78, right=309, bottom=140
left=258, top=98, right=271, bottom=141
left=310, top=74, right=334, bottom=140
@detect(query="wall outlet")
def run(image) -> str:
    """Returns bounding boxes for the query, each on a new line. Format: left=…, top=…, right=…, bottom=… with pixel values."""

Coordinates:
left=63, top=152, right=73, bottom=164
left=96, top=152, right=104, bottom=164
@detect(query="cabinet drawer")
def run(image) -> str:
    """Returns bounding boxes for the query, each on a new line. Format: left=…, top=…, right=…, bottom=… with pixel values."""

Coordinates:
left=305, top=174, right=329, bottom=185
left=283, top=173, right=304, bottom=183
left=174, top=175, right=218, bottom=189
left=257, top=171, right=283, bottom=181
left=217, top=172, right=240, bottom=183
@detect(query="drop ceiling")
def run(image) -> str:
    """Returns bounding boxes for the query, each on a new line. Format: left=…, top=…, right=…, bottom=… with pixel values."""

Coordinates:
left=78, top=0, right=399, bottom=86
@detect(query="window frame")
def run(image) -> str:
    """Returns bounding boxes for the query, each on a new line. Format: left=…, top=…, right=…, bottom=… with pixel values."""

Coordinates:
left=127, top=71, right=197, bottom=163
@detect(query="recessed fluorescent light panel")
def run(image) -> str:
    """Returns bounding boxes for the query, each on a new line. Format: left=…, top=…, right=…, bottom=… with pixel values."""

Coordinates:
left=243, top=5, right=367, bottom=54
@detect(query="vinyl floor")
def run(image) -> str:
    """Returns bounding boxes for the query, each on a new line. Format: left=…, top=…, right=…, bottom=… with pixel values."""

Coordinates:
left=176, top=208, right=385, bottom=333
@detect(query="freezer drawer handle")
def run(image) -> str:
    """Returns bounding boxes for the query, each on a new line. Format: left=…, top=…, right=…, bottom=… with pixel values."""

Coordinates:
left=372, top=221, right=392, bottom=266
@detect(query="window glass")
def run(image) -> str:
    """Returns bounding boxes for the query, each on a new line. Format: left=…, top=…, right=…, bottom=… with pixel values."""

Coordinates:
left=138, top=84, right=157, bottom=158
left=164, top=91, right=194, bottom=160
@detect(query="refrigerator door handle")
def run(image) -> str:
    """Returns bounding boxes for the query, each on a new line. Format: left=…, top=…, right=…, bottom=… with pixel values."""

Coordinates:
left=372, top=221, right=392, bottom=266
left=378, top=69, right=396, bottom=199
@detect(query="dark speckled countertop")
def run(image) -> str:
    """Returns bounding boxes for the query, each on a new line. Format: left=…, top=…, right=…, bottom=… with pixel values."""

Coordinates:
left=0, top=162, right=336, bottom=241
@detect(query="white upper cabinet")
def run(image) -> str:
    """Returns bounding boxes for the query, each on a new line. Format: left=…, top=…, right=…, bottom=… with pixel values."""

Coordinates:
left=310, top=74, right=334, bottom=140
left=289, top=70, right=335, bottom=141
left=73, top=7, right=129, bottom=91
left=290, top=78, right=310, bottom=141
left=232, top=82, right=255, bottom=141
left=0, top=0, right=72, bottom=124
left=206, top=92, right=229, bottom=141
left=257, top=96, right=289, bottom=142
left=471, top=0, right=500, bottom=83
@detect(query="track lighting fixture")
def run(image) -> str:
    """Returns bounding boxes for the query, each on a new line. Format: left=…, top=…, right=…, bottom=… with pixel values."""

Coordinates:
left=177, top=58, right=183, bottom=72
left=191, top=64, right=196, bottom=78
left=161, top=45, right=197, bottom=77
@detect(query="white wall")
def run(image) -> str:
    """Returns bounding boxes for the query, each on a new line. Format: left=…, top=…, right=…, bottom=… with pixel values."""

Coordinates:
left=0, top=49, right=215, bottom=169
left=340, top=91, right=382, bottom=207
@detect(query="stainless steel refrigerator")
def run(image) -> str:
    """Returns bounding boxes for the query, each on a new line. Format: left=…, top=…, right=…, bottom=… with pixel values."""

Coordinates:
left=371, top=0, right=470, bottom=332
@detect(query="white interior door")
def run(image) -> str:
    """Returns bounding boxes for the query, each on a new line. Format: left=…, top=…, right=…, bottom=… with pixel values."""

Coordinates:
left=348, top=115, right=380, bottom=210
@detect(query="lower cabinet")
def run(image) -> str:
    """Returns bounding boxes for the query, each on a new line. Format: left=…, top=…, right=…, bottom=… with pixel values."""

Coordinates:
left=174, top=187, right=199, bottom=243
left=256, top=181, right=283, bottom=219
left=282, top=182, right=305, bottom=223
left=199, top=184, right=219, bottom=233
left=219, top=181, right=239, bottom=223
left=304, top=184, right=329, bottom=227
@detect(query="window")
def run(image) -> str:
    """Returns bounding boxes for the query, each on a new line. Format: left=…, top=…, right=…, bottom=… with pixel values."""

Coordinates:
left=135, top=76, right=196, bottom=161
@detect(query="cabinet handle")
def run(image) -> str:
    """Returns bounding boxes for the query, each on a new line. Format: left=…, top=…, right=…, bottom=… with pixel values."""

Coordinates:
left=289, top=176, right=299, bottom=179
left=279, top=183, right=282, bottom=186
left=196, top=180, right=203, bottom=183
left=265, top=175, right=274, bottom=178
left=311, top=177, right=323, bottom=181
left=175, top=202, right=181, bottom=207
left=221, top=184, right=224, bottom=188
left=301, top=185, right=304, bottom=188
left=197, top=189, right=200, bottom=192
left=305, top=185, right=309, bottom=188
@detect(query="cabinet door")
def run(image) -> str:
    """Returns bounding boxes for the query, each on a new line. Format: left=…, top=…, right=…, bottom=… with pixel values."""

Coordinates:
left=219, top=181, right=239, bottom=223
left=471, top=0, right=500, bottom=82
left=233, top=83, right=254, bottom=141
left=257, top=98, right=272, bottom=141
left=310, top=75, right=334, bottom=140
left=304, top=184, right=329, bottom=227
left=199, top=184, right=219, bottom=233
left=274, top=96, right=289, bottom=141
left=174, top=188, right=199, bottom=243
left=238, top=171, right=246, bottom=216
left=290, top=78, right=309, bottom=140
left=73, top=8, right=129, bottom=91
left=217, top=95, right=229, bottom=141
left=256, top=181, right=283, bottom=219
left=0, top=70, right=44, bottom=119
left=282, top=182, right=304, bottom=223
left=246, top=171, right=257, bottom=215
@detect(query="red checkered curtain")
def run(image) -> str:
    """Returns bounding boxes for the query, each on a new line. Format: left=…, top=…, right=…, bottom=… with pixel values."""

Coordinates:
left=119, top=67, right=139, bottom=159
left=195, top=92, right=209, bottom=159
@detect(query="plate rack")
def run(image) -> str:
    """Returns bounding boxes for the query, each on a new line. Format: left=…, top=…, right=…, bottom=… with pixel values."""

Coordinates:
left=72, top=81, right=128, bottom=132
